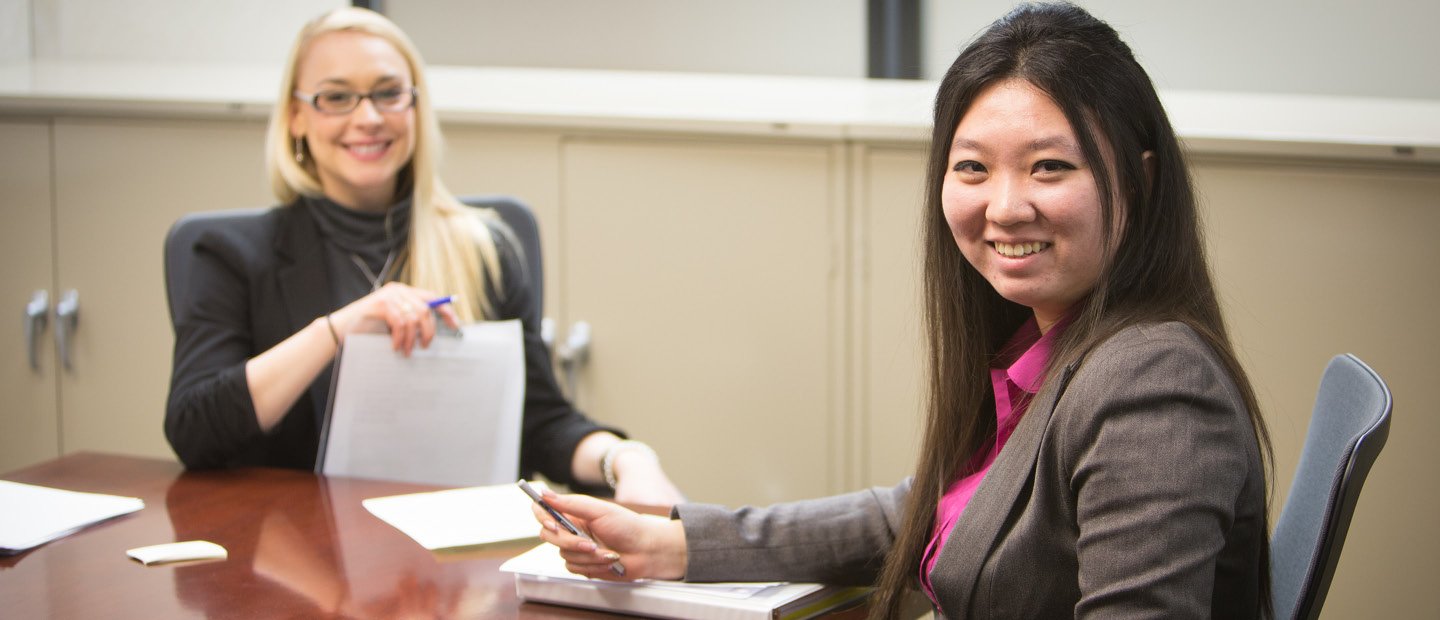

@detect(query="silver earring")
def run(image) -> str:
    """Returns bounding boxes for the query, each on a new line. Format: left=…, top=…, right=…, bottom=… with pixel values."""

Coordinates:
left=294, top=137, right=305, bottom=164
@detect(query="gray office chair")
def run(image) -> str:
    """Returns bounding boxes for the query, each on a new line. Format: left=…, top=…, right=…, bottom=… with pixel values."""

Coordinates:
left=163, top=208, right=267, bottom=325
left=460, top=195, right=545, bottom=329
left=463, top=195, right=592, bottom=390
left=1270, top=354, right=1392, bottom=620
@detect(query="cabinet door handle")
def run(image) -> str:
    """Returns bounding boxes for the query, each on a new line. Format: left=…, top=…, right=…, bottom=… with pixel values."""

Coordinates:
left=55, top=289, right=79, bottom=371
left=540, top=317, right=556, bottom=352
left=25, top=290, right=49, bottom=371
left=557, top=320, right=591, bottom=402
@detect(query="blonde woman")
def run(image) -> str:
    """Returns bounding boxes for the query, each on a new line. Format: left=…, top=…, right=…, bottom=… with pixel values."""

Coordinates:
left=164, top=7, right=681, bottom=504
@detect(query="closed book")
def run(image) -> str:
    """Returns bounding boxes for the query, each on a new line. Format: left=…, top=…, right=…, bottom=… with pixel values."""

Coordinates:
left=502, top=544, right=869, bottom=620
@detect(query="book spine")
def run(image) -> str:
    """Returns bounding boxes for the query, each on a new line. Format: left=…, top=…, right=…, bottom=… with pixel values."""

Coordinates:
left=515, top=575, right=769, bottom=620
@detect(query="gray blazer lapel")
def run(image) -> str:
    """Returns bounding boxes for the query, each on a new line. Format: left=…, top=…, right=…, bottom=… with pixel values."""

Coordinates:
left=930, top=362, right=1080, bottom=616
left=273, top=205, right=335, bottom=425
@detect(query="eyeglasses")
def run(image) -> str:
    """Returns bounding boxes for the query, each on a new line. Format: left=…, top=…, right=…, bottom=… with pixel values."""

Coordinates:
left=293, top=86, right=417, bottom=115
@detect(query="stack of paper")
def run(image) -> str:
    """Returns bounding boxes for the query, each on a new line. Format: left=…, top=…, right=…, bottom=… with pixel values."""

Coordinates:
left=362, top=482, right=544, bottom=552
left=501, top=543, right=870, bottom=620
left=0, top=480, right=145, bottom=555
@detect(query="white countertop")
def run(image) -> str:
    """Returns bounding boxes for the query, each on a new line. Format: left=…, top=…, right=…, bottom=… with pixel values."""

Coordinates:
left=3, top=60, right=1438, bottom=163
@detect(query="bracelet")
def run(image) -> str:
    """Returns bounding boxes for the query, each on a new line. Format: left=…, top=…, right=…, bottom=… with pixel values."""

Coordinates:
left=324, top=313, right=340, bottom=346
left=601, top=440, right=657, bottom=490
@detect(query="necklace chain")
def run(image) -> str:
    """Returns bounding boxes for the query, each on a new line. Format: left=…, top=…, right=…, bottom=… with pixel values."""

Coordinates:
left=351, top=248, right=397, bottom=292
left=342, top=205, right=400, bottom=293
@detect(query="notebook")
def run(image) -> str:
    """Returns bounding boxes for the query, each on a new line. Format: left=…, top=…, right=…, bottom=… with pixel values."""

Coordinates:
left=501, top=543, right=870, bottom=620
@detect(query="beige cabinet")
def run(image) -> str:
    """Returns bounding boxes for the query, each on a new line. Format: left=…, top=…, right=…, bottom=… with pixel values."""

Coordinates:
left=0, top=120, right=61, bottom=472
left=850, top=144, right=928, bottom=489
left=0, top=116, right=270, bottom=471
left=558, top=136, right=846, bottom=507
left=445, top=128, right=859, bottom=506
left=438, top=126, right=565, bottom=319
left=52, top=117, right=272, bottom=457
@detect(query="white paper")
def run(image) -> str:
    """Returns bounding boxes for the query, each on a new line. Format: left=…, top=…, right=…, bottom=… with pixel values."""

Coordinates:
left=126, top=540, right=227, bottom=565
left=0, top=480, right=145, bottom=554
left=318, top=320, right=525, bottom=488
left=362, top=481, right=547, bottom=551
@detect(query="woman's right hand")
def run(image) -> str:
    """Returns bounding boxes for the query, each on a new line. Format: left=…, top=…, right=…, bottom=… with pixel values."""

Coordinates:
left=327, top=282, right=459, bottom=356
left=532, top=491, right=688, bottom=582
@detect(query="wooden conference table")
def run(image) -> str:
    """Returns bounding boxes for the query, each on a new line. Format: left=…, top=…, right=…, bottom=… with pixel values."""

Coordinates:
left=1, top=453, right=868, bottom=619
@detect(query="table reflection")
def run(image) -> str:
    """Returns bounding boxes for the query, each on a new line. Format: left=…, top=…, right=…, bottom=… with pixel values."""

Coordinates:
left=0, top=454, right=622, bottom=619
left=165, top=471, right=506, bottom=618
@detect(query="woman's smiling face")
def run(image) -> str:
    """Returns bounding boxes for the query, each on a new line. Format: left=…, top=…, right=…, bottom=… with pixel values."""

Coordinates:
left=942, top=78, right=1115, bottom=332
left=290, top=31, right=416, bottom=211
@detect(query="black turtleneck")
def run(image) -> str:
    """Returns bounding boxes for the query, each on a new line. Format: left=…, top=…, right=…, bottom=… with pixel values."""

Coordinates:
left=304, top=194, right=412, bottom=305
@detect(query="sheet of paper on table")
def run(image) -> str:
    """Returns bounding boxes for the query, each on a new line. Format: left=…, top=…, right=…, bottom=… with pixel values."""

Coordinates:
left=0, top=480, right=145, bottom=555
left=362, top=481, right=547, bottom=552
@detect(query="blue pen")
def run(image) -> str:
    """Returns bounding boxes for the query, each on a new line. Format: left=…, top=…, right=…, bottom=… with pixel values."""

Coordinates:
left=428, top=296, right=461, bottom=337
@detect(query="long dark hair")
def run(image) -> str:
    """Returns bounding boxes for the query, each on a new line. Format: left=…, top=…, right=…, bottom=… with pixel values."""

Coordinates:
left=870, top=3, right=1273, bottom=617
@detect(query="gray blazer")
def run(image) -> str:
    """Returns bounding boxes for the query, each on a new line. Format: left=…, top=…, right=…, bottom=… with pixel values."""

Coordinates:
left=676, top=322, right=1266, bottom=619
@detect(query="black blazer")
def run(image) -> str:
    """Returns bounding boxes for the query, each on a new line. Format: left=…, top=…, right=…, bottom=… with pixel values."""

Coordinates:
left=164, top=201, right=613, bottom=483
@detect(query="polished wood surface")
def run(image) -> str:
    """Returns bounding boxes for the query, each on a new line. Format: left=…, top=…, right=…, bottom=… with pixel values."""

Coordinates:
left=0, top=453, right=636, bottom=619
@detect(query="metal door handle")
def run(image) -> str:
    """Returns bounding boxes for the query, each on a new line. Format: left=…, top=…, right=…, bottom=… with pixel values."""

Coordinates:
left=557, top=321, right=591, bottom=402
left=25, top=290, right=49, bottom=371
left=541, top=317, right=556, bottom=352
left=55, top=289, right=79, bottom=371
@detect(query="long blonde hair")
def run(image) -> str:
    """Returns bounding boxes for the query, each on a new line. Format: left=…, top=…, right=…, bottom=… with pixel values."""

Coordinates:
left=264, top=7, right=501, bottom=322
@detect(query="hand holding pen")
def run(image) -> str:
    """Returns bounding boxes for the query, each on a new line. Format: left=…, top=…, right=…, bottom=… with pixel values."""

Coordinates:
left=326, top=284, right=459, bottom=356
left=520, top=480, right=690, bottom=582
left=518, top=480, right=626, bottom=576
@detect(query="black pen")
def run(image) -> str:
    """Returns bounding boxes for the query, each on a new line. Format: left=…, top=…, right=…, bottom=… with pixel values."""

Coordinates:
left=517, top=479, right=625, bottom=576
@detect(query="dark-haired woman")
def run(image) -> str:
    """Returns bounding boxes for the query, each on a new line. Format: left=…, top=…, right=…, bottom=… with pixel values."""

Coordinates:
left=530, top=3, right=1272, bottom=618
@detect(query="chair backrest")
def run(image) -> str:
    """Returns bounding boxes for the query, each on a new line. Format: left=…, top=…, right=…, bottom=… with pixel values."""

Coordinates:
left=460, top=195, right=544, bottom=327
left=163, top=208, right=267, bottom=326
left=1270, top=354, right=1392, bottom=620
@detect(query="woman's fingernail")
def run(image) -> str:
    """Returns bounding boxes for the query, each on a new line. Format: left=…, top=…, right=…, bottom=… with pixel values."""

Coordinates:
left=603, top=552, right=621, bottom=562
left=578, top=541, right=596, bottom=552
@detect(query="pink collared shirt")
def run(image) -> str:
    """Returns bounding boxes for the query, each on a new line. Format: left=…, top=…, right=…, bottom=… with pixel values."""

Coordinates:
left=920, top=317, right=1064, bottom=606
